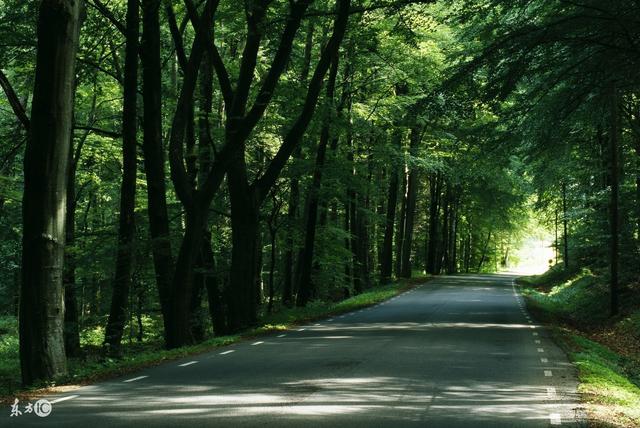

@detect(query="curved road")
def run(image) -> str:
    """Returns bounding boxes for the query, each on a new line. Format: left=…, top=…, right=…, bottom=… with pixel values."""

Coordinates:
left=9, top=274, right=584, bottom=427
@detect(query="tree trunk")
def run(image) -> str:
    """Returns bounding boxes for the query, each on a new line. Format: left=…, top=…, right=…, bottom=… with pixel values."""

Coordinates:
left=394, top=168, right=407, bottom=277
left=477, top=230, right=492, bottom=272
left=609, top=85, right=620, bottom=317
left=104, top=0, right=139, bottom=355
left=227, top=190, right=260, bottom=332
left=296, top=53, right=339, bottom=307
left=283, top=22, right=314, bottom=308
left=426, top=173, right=441, bottom=274
left=400, top=125, right=421, bottom=278
left=380, top=130, right=401, bottom=281
left=561, top=181, right=569, bottom=270
left=141, top=0, right=173, bottom=342
left=20, top=0, right=82, bottom=385
left=63, top=148, right=80, bottom=357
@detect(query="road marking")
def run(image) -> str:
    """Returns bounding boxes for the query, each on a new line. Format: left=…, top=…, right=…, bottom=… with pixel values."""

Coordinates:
left=541, top=357, right=548, bottom=363
left=544, top=370, right=553, bottom=377
left=277, top=334, right=286, bottom=338
left=298, top=328, right=306, bottom=331
left=123, top=375, right=148, bottom=383
left=537, top=348, right=545, bottom=353
left=179, top=361, right=198, bottom=367
left=528, top=320, right=533, bottom=323
left=314, top=323, right=321, bottom=326
left=533, top=332, right=538, bottom=336
left=51, top=395, right=79, bottom=404
left=327, top=319, right=334, bottom=322
left=251, top=341, right=264, bottom=346
left=550, top=413, right=562, bottom=425
left=219, top=350, right=235, bottom=355
left=535, top=340, right=541, bottom=344
left=547, top=387, right=557, bottom=398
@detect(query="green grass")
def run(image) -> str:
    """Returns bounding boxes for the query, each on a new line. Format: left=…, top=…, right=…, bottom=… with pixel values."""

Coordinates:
left=0, top=276, right=426, bottom=401
left=520, top=267, right=610, bottom=325
left=519, top=268, right=640, bottom=426
left=565, top=333, right=640, bottom=426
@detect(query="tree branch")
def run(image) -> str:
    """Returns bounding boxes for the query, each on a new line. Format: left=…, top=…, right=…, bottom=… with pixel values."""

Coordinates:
left=0, top=69, right=29, bottom=129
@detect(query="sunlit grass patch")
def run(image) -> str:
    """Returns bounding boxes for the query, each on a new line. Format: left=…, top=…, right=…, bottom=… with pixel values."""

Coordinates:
left=567, top=334, right=640, bottom=427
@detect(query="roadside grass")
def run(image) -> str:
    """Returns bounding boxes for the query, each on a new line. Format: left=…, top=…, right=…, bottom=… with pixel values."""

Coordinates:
left=518, top=268, right=640, bottom=427
left=0, top=275, right=427, bottom=402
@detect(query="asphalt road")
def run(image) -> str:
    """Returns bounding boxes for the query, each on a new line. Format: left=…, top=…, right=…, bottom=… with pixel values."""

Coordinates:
left=7, top=274, right=585, bottom=427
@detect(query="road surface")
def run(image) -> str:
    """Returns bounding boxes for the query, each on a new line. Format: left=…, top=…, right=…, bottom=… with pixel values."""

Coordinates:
left=7, top=274, right=584, bottom=427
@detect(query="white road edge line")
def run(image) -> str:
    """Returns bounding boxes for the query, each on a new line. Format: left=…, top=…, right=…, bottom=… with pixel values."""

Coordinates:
left=123, top=375, right=148, bottom=383
left=50, top=395, right=79, bottom=404
left=541, top=357, right=548, bottom=363
left=277, top=334, right=286, bottom=338
left=179, top=361, right=198, bottom=367
left=251, top=341, right=264, bottom=346
left=550, top=413, right=562, bottom=425
left=544, top=370, right=553, bottom=377
left=219, top=350, right=235, bottom=355
left=538, top=348, right=545, bottom=353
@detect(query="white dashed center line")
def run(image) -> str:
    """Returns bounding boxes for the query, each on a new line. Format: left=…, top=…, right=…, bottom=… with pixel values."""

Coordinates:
left=123, top=375, right=148, bottom=383
left=537, top=348, right=545, bottom=353
left=277, top=334, right=286, bottom=338
left=544, top=370, right=553, bottom=377
left=251, top=341, right=264, bottom=346
left=219, top=350, right=235, bottom=355
left=51, top=395, right=79, bottom=404
left=297, top=328, right=306, bottom=332
left=535, top=340, right=541, bottom=344
left=179, top=361, right=198, bottom=367
left=541, top=357, right=548, bottom=363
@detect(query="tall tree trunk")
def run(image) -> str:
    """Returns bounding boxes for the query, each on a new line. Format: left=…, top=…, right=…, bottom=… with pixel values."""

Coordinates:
left=296, top=53, right=339, bottom=307
left=400, top=125, right=421, bottom=278
left=426, top=173, right=441, bottom=274
left=561, top=181, right=569, bottom=269
left=477, top=230, right=492, bottom=272
left=609, top=85, right=620, bottom=316
left=226, top=187, right=260, bottom=331
left=63, top=148, right=80, bottom=357
left=283, top=22, right=314, bottom=308
left=380, top=130, right=401, bottom=281
left=104, top=0, right=139, bottom=355
left=141, top=0, right=173, bottom=343
left=394, top=168, right=407, bottom=277
left=20, top=0, right=82, bottom=385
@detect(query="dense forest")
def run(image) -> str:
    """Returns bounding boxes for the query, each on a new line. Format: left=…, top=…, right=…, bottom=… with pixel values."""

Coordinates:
left=0, top=0, right=638, bottom=391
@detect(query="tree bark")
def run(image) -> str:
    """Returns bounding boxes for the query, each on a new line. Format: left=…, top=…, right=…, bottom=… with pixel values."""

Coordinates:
left=380, top=130, right=401, bottom=281
left=104, top=0, right=139, bottom=355
left=20, top=0, right=82, bottom=385
left=141, top=0, right=174, bottom=344
left=609, top=85, right=620, bottom=316
left=400, top=125, right=421, bottom=278
left=296, top=52, right=339, bottom=307
left=561, top=181, right=569, bottom=269
left=426, top=173, right=441, bottom=274
left=394, top=168, right=407, bottom=277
